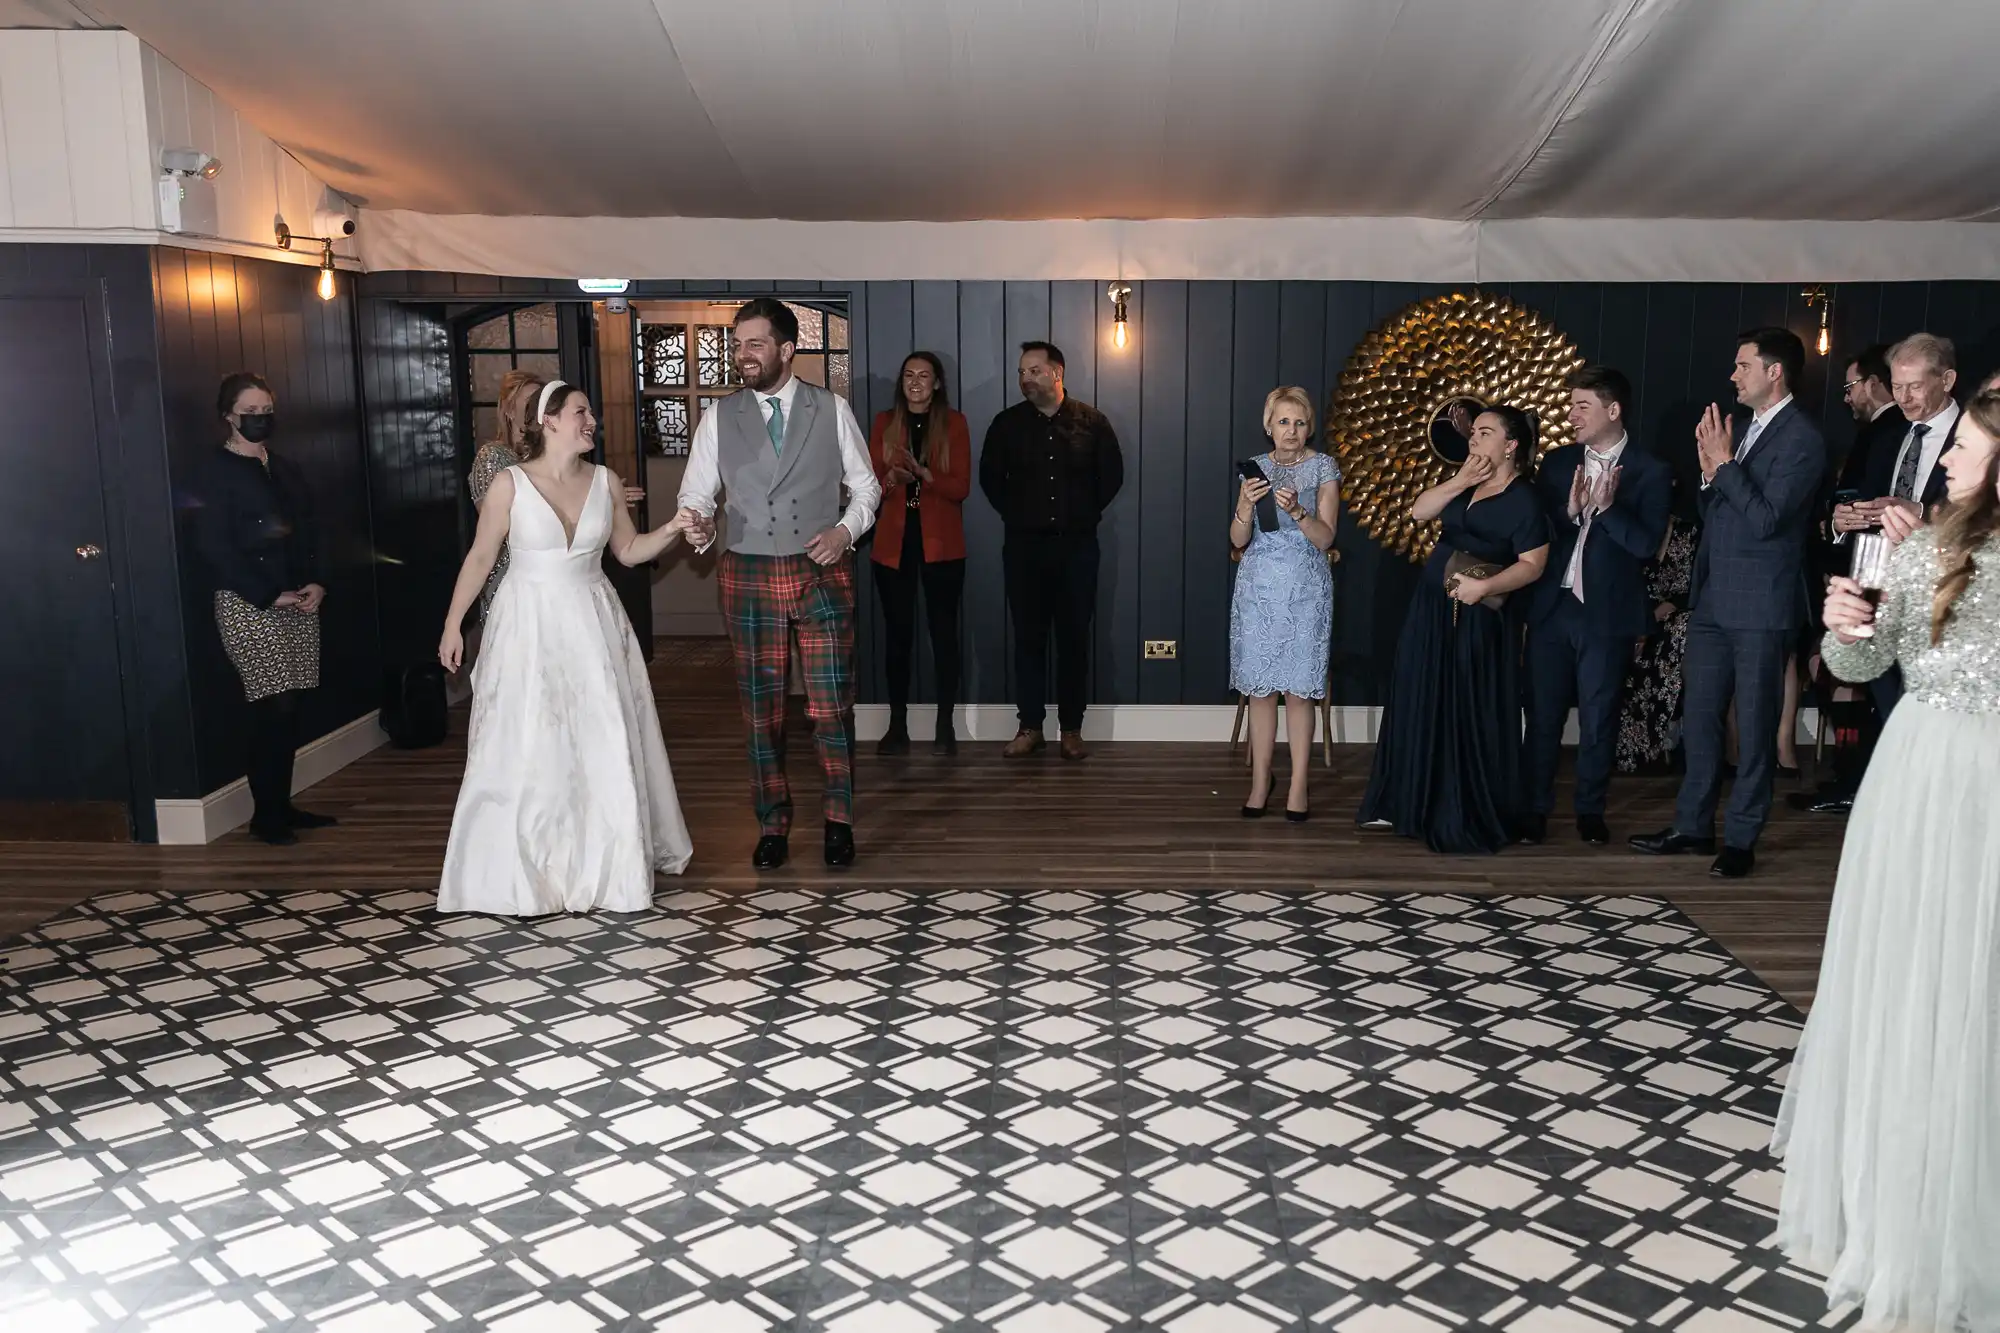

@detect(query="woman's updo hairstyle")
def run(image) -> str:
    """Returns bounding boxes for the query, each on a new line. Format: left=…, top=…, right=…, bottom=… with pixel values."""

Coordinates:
left=1481, top=403, right=1538, bottom=475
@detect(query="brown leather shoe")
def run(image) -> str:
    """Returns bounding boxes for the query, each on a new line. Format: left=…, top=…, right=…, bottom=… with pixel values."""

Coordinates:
left=1002, top=729, right=1046, bottom=758
left=1060, top=730, right=1088, bottom=761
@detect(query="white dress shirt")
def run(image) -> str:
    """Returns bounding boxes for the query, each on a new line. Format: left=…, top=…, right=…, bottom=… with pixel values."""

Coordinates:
left=1562, top=434, right=1627, bottom=599
left=676, top=373, right=881, bottom=552
left=1703, top=394, right=1791, bottom=491
left=1885, top=399, right=1959, bottom=501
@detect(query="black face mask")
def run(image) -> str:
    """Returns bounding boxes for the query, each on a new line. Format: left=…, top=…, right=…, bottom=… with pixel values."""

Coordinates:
left=236, top=413, right=276, bottom=444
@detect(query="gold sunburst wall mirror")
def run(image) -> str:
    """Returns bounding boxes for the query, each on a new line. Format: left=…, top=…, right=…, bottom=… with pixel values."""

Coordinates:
left=1328, top=292, right=1583, bottom=562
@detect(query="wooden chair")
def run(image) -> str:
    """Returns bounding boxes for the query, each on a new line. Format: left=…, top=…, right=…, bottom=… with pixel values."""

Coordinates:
left=1228, top=546, right=1341, bottom=768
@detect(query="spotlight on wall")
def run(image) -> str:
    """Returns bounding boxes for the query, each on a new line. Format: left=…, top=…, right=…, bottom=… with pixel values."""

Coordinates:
left=1801, top=285, right=1833, bottom=356
left=277, top=222, right=345, bottom=302
left=1108, top=281, right=1132, bottom=351
left=160, top=148, right=222, bottom=180
left=158, top=149, right=222, bottom=234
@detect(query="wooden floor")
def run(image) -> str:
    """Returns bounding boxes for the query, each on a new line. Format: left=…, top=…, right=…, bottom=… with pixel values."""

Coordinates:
left=0, top=639, right=1843, bottom=1010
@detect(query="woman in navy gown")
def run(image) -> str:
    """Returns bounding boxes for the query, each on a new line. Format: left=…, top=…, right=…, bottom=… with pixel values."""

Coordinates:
left=1359, top=404, right=1551, bottom=853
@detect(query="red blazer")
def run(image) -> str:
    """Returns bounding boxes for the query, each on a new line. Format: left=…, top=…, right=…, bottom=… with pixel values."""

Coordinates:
left=869, top=408, right=972, bottom=568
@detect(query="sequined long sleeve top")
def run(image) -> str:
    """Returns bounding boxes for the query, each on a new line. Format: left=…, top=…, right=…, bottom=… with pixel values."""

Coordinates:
left=1821, top=527, right=2000, bottom=715
left=468, top=442, right=522, bottom=614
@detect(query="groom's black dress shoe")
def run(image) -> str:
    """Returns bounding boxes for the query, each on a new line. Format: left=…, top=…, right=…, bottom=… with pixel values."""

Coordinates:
left=824, top=821, right=855, bottom=869
left=1576, top=814, right=1611, bottom=846
left=752, top=835, right=788, bottom=870
left=1710, top=846, right=1756, bottom=878
left=1628, top=829, right=1716, bottom=856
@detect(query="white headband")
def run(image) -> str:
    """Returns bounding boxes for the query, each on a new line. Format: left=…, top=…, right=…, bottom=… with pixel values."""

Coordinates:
left=535, top=380, right=567, bottom=423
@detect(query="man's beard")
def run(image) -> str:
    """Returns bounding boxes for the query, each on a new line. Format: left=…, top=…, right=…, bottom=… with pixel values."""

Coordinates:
left=740, top=359, right=783, bottom=392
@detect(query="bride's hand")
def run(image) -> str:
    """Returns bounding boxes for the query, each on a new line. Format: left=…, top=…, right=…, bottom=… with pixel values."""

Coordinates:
left=439, top=626, right=464, bottom=674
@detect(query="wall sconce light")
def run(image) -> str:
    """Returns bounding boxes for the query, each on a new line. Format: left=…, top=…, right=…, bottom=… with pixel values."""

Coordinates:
left=1108, top=282, right=1132, bottom=350
left=1801, top=286, right=1833, bottom=357
left=277, top=222, right=343, bottom=302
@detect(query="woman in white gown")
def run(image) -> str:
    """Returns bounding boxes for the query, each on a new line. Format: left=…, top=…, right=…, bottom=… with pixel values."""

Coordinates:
left=1772, top=390, right=2000, bottom=1332
left=437, top=380, right=698, bottom=914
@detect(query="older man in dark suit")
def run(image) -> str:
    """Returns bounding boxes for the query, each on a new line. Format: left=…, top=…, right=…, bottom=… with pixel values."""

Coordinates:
left=1521, top=367, right=1671, bottom=847
left=1632, top=328, right=1826, bottom=878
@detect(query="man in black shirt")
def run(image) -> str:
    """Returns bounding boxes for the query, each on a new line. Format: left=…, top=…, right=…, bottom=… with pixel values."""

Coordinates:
left=978, top=341, right=1124, bottom=759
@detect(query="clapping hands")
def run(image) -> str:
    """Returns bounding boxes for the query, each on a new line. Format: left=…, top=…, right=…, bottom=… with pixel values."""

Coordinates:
left=885, top=446, right=930, bottom=488
left=1695, top=404, right=1733, bottom=479
left=1566, top=463, right=1619, bottom=519
left=1589, top=465, right=1620, bottom=514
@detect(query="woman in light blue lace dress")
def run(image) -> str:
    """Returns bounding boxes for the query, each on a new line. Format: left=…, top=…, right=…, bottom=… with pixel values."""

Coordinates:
left=1229, top=387, right=1341, bottom=821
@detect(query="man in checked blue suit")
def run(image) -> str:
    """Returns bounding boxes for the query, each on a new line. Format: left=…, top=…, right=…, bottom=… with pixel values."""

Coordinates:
left=1632, top=328, right=1826, bottom=878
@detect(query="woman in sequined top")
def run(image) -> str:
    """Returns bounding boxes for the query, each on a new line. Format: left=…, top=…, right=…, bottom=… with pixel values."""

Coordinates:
left=468, top=371, right=544, bottom=618
left=1771, top=389, right=2000, bottom=1333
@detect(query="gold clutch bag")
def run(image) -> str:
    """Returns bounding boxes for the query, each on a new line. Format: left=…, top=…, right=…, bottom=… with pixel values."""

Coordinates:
left=1444, top=550, right=1508, bottom=612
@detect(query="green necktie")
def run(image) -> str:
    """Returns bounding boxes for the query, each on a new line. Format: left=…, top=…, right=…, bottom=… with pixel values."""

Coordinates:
left=765, top=397, right=785, bottom=455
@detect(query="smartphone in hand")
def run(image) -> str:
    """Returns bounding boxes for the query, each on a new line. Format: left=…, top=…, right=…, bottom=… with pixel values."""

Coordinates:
left=1237, top=458, right=1281, bottom=533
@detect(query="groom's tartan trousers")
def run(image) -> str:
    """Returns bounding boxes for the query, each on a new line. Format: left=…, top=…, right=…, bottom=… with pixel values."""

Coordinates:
left=718, top=550, right=858, bottom=835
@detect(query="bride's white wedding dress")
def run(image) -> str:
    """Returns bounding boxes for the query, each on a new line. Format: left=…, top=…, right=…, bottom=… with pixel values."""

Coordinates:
left=439, top=464, right=692, bottom=914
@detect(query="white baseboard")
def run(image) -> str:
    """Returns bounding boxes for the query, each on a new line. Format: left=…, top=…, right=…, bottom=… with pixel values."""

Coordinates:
left=854, top=703, right=1824, bottom=747
left=154, top=710, right=390, bottom=846
left=852, top=704, right=1378, bottom=744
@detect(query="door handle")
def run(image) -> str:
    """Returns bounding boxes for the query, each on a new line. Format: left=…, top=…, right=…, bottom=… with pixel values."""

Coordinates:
left=76, top=544, right=103, bottom=561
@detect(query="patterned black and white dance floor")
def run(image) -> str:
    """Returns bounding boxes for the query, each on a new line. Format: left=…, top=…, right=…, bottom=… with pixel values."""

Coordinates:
left=0, top=887, right=1853, bottom=1332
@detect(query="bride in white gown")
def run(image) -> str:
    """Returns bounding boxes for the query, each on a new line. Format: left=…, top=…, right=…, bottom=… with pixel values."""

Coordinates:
left=436, top=380, right=698, bottom=914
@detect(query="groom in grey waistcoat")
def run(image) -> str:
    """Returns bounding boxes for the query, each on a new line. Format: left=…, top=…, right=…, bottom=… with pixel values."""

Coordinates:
left=678, top=299, right=882, bottom=870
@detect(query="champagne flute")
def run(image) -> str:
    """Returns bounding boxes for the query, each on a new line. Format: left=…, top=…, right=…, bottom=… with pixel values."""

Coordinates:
left=1846, top=531, right=1893, bottom=638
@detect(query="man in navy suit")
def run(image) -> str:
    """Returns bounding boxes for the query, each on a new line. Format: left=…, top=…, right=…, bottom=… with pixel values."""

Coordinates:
left=1835, top=332, right=1957, bottom=560
left=1632, top=328, right=1826, bottom=878
left=1521, top=367, right=1671, bottom=846
left=1800, top=336, right=1954, bottom=814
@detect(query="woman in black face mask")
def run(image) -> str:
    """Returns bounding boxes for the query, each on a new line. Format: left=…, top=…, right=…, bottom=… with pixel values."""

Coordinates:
left=188, top=372, right=335, bottom=845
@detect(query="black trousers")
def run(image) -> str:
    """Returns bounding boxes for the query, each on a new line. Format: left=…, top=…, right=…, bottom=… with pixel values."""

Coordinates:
left=247, top=690, right=300, bottom=829
left=1524, top=597, right=1630, bottom=817
left=1004, top=532, right=1099, bottom=733
left=1826, top=663, right=1902, bottom=798
left=873, top=509, right=965, bottom=722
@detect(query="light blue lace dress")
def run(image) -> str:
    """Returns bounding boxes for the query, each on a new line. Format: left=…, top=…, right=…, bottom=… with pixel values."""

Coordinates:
left=1229, top=451, right=1339, bottom=699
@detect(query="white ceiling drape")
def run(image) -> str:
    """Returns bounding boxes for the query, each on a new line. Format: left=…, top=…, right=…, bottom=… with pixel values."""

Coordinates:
left=86, top=0, right=2000, bottom=279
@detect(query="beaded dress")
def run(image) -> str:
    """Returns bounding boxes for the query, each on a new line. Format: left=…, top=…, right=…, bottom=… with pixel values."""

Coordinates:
left=1771, top=526, right=2000, bottom=1332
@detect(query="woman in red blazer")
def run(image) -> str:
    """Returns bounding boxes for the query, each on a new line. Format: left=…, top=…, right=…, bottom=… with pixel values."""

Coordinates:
left=870, top=351, right=972, bottom=755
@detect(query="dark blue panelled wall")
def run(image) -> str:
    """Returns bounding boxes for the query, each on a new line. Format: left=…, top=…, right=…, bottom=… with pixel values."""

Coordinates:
left=152, top=249, right=380, bottom=795
left=0, top=243, right=380, bottom=838
left=840, top=279, right=2000, bottom=709
left=358, top=273, right=2000, bottom=710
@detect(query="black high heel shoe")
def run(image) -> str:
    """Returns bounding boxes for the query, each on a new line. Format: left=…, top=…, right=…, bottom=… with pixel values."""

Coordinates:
left=1241, top=775, right=1273, bottom=819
